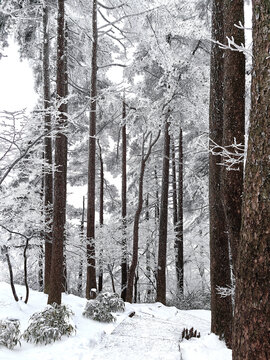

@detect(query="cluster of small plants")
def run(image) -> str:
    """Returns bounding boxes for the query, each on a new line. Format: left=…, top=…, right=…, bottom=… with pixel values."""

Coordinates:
left=0, top=318, right=21, bottom=349
left=169, top=289, right=211, bottom=310
left=83, top=292, right=125, bottom=323
left=181, top=327, right=201, bottom=340
left=23, top=303, right=76, bottom=345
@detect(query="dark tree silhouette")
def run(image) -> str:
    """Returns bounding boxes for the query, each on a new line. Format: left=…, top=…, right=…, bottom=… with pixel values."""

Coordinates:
left=48, top=0, right=68, bottom=305
left=156, top=120, right=170, bottom=305
left=222, top=0, right=245, bottom=271
left=209, top=0, right=232, bottom=347
left=86, top=0, right=98, bottom=300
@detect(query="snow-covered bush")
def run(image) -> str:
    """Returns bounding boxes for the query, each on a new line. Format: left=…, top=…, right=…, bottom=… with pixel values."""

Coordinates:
left=23, top=303, right=75, bottom=345
left=0, top=318, right=21, bottom=349
left=169, top=289, right=211, bottom=310
left=83, top=292, right=124, bottom=323
left=96, top=292, right=125, bottom=313
left=83, top=300, right=116, bottom=323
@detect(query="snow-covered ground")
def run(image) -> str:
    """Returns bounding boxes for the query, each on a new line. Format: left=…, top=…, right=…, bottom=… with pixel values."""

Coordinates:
left=0, top=282, right=231, bottom=360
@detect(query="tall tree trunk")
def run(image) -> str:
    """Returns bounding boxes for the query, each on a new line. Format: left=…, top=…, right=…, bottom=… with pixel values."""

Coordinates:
left=209, top=0, right=233, bottom=347
left=98, top=141, right=104, bottom=293
left=42, top=0, right=53, bottom=295
left=77, top=197, right=85, bottom=296
left=48, top=0, right=68, bottom=305
left=154, top=167, right=160, bottom=221
left=171, top=139, right=178, bottom=227
left=232, top=3, right=270, bottom=358
left=61, top=22, right=68, bottom=294
left=145, top=193, right=152, bottom=301
left=222, top=0, right=245, bottom=271
left=86, top=0, right=98, bottom=299
left=126, top=154, right=146, bottom=303
left=38, top=244, right=44, bottom=291
left=156, top=120, right=170, bottom=305
left=175, top=129, right=184, bottom=294
left=126, top=131, right=160, bottom=303
left=121, top=98, right=128, bottom=301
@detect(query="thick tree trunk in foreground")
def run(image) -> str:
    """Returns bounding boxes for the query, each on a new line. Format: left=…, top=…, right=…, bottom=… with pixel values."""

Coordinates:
left=48, top=0, right=67, bottom=305
left=121, top=99, right=128, bottom=301
left=43, top=1, right=53, bottom=295
left=86, top=0, right=98, bottom=299
left=175, top=129, right=184, bottom=294
left=232, top=3, right=270, bottom=358
left=222, top=0, right=245, bottom=271
left=156, top=121, right=170, bottom=305
left=209, top=0, right=232, bottom=347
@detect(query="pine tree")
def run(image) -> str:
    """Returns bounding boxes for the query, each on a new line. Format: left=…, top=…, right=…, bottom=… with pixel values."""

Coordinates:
left=86, top=0, right=98, bottom=300
left=121, top=98, right=128, bottom=301
left=232, top=2, right=270, bottom=358
left=222, top=0, right=245, bottom=271
left=42, top=0, right=53, bottom=295
left=156, top=119, right=170, bottom=305
left=209, top=0, right=233, bottom=347
left=48, top=0, right=68, bottom=305
left=175, top=129, right=184, bottom=294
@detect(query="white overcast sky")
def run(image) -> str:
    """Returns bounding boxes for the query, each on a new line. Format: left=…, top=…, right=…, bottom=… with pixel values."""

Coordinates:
left=0, top=39, right=38, bottom=112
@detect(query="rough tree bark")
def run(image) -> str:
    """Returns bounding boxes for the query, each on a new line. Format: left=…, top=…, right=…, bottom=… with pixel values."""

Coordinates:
left=175, top=129, right=184, bottom=294
left=86, top=0, right=98, bottom=300
left=42, top=0, right=53, bottom=295
left=98, top=141, right=104, bottom=293
left=156, top=120, right=170, bottom=305
left=222, top=0, right=245, bottom=271
left=121, top=98, right=128, bottom=301
left=126, top=131, right=160, bottom=303
left=145, top=193, right=153, bottom=301
left=232, top=2, right=270, bottom=358
left=48, top=0, right=68, bottom=305
left=209, top=0, right=233, bottom=347
left=77, top=197, right=85, bottom=296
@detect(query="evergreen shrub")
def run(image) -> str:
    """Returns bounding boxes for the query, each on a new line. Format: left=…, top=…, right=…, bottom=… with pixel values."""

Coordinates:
left=168, top=289, right=211, bottom=310
left=0, top=318, right=21, bottom=349
left=96, top=292, right=125, bottom=313
left=83, top=292, right=125, bottom=323
left=23, top=303, right=75, bottom=345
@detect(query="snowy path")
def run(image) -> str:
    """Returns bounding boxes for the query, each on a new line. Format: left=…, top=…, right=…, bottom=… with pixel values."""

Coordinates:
left=0, top=283, right=231, bottom=360
left=89, top=306, right=210, bottom=360
left=90, top=314, right=182, bottom=360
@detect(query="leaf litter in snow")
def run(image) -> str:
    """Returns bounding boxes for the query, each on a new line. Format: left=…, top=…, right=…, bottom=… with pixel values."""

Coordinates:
left=0, top=282, right=231, bottom=360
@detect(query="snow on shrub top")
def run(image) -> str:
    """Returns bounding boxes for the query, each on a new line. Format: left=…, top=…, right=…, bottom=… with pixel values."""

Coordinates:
left=0, top=318, right=21, bottom=350
left=83, top=292, right=125, bottom=323
left=23, top=303, right=76, bottom=345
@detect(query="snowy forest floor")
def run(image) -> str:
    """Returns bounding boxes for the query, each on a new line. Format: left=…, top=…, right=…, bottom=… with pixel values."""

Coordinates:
left=0, top=282, right=231, bottom=360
